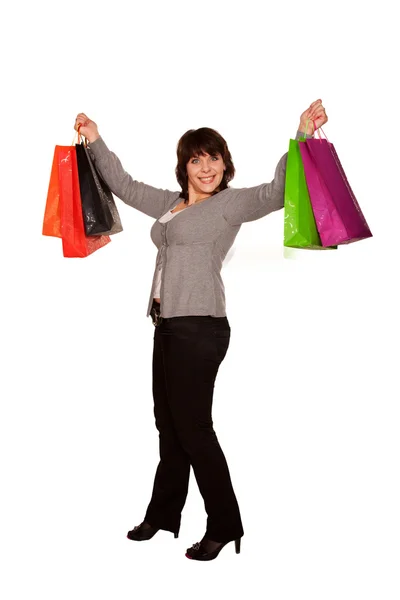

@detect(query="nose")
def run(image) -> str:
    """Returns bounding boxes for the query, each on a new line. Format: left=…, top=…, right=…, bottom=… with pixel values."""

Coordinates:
left=201, top=163, right=211, bottom=173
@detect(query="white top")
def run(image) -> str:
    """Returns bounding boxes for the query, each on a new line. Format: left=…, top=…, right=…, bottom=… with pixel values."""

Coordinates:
left=153, top=206, right=181, bottom=299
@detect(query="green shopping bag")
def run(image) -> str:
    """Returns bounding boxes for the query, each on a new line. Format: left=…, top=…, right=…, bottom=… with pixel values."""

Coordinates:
left=284, top=138, right=335, bottom=249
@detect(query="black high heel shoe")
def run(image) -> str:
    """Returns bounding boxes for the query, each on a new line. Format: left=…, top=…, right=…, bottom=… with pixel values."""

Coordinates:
left=127, top=521, right=179, bottom=541
left=185, top=536, right=241, bottom=561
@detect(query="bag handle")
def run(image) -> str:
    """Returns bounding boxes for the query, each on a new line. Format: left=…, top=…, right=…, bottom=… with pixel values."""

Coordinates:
left=310, top=119, right=329, bottom=143
left=300, top=119, right=330, bottom=143
left=71, top=124, right=88, bottom=147
left=299, top=118, right=315, bottom=140
left=314, top=124, right=329, bottom=143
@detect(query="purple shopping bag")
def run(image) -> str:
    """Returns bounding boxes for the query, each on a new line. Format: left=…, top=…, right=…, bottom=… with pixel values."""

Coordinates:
left=299, top=134, right=372, bottom=246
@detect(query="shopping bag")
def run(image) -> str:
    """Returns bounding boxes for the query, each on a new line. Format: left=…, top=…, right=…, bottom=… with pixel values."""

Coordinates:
left=299, top=130, right=372, bottom=246
left=79, top=141, right=123, bottom=235
left=42, top=146, right=62, bottom=238
left=284, top=138, right=334, bottom=249
left=75, top=141, right=113, bottom=235
left=75, top=137, right=123, bottom=236
left=57, top=145, right=111, bottom=257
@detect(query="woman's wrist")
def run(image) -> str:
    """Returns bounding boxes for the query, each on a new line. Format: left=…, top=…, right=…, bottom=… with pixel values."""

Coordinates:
left=298, top=121, right=315, bottom=136
left=87, top=132, right=100, bottom=144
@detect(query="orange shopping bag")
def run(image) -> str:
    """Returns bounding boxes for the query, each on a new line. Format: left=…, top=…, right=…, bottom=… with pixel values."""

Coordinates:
left=42, top=146, right=62, bottom=237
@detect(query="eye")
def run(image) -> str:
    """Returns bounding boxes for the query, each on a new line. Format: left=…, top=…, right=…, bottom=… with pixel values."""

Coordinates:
left=191, top=158, right=200, bottom=164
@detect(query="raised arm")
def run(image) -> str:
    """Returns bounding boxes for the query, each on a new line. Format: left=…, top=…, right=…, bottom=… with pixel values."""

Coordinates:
left=87, top=136, right=178, bottom=219
left=222, top=99, right=328, bottom=227
left=75, top=114, right=178, bottom=219
left=222, top=130, right=311, bottom=226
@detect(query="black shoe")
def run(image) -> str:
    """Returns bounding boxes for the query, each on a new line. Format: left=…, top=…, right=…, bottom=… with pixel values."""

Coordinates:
left=127, top=521, right=179, bottom=541
left=185, top=536, right=241, bottom=561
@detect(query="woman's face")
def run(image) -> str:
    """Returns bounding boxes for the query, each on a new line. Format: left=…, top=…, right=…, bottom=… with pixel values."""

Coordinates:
left=186, top=152, right=226, bottom=198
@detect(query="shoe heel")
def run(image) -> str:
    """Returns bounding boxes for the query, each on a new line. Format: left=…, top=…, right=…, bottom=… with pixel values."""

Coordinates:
left=235, top=538, right=241, bottom=554
left=174, top=532, right=179, bottom=539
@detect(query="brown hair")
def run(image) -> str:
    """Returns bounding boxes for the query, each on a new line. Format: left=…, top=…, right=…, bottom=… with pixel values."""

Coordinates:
left=175, top=127, right=235, bottom=203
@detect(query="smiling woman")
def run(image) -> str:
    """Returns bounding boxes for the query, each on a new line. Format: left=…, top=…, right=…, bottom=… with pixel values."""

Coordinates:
left=73, top=99, right=327, bottom=562
left=187, top=152, right=224, bottom=199
left=175, top=127, right=235, bottom=204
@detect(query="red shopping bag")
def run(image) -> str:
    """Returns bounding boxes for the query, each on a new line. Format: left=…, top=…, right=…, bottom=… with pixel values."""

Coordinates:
left=58, top=145, right=111, bottom=257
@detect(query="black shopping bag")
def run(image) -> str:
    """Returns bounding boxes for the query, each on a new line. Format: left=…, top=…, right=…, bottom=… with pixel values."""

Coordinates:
left=75, top=140, right=123, bottom=236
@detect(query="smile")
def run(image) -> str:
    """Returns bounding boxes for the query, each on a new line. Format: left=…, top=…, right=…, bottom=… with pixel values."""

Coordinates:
left=199, top=176, right=216, bottom=184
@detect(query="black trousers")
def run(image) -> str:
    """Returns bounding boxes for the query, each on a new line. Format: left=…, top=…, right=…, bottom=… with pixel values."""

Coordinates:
left=144, top=300, right=244, bottom=543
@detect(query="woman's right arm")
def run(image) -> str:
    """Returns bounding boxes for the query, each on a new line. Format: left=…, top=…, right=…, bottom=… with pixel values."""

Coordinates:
left=87, top=136, right=177, bottom=219
left=75, top=113, right=177, bottom=219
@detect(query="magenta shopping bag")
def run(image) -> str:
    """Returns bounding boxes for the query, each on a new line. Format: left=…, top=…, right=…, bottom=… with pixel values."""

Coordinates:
left=299, top=133, right=372, bottom=246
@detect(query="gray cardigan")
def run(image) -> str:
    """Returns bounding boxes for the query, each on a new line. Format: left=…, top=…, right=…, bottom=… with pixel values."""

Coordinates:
left=87, top=131, right=311, bottom=318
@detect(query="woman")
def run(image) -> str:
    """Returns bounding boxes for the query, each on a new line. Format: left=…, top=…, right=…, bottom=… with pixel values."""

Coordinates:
left=74, top=100, right=328, bottom=562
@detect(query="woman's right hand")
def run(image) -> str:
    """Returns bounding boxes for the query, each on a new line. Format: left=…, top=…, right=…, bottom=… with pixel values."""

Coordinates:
left=74, top=113, right=100, bottom=144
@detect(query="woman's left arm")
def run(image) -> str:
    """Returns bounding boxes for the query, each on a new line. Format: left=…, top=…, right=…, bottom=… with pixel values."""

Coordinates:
left=222, top=100, right=328, bottom=226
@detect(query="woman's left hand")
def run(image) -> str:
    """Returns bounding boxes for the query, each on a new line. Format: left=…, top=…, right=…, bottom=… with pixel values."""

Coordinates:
left=299, top=99, right=328, bottom=135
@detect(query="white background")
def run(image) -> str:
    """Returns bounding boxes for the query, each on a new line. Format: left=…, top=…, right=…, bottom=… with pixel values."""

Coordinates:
left=1, top=1, right=399, bottom=598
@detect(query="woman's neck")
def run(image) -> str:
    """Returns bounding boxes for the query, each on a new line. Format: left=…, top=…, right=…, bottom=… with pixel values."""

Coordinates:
left=187, top=187, right=221, bottom=205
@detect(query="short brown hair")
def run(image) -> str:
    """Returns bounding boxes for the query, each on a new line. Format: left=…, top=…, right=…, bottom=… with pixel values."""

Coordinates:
left=175, top=127, right=235, bottom=202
